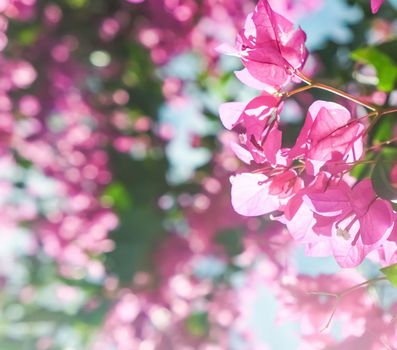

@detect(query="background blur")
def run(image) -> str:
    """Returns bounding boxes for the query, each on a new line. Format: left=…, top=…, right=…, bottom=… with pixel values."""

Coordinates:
left=1, top=0, right=397, bottom=349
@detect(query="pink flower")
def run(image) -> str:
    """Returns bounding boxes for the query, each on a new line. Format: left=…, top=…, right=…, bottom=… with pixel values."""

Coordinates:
left=235, top=0, right=308, bottom=88
left=234, top=68, right=274, bottom=92
left=277, top=172, right=333, bottom=257
left=219, top=93, right=282, bottom=165
left=231, top=169, right=302, bottom=217
left=289, top=101, right=364, bottom=175
left=304, top=179, right=394, bottom=267
left=376, top=215, right=397, bottom=265
left=371, top=0, right=384, bottom=13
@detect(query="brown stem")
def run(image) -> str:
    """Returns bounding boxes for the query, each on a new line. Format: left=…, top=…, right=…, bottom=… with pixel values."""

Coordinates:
left=366, top=111, right=381, bottom=134
left=339, top=276, right=386, bottom=297
left=364, top=107, right=397, bottom=133
left=311, top=83, right=378, bottom=111
left=285, top=84, right=315, bottom=97
left=321, top=302, right=339, bottom=333
left=307, top=276, right=387, bottom=331
left=382, top=108, right=397, bottom=116
left=289, top=71, right=379, bottom=112
left=366, top=137, right=397, bottom=151
left=287, top=83, right=378, bottom=112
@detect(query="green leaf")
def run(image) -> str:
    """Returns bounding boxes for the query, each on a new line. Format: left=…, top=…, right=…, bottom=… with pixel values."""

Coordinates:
left=66, top=0, right=89, bottom=9
left=372, top=116, right=395, bottom=144
left=18, top=26, right=40, bottom=46
left=376, top=40, right=397, bottom=60
left=381, top=263, right=397, bottom=287
left=371, top=147, right=397, bottom=200
left=185, top=312, right=209, bottom=338
left=215, top=228, right=244, bottom=257
left=350, top=153, right=374, bottom=181
left=102, top=182, right=132, bottom=212
left=352, top=47, right=397, bottom=92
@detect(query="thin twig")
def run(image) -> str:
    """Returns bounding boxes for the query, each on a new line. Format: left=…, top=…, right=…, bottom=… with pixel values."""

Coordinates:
left=288, top=71, right=379, bottom=112
left=307, top=276, right=387, bottom=331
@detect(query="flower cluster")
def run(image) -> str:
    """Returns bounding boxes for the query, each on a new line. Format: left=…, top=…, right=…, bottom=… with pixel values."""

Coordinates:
left=237, top=259, right=395, bottom=349
left=0, top=1, right=126, bottom=278
left=3, top=0, right=397, bottom=348
left=91, top=233, right=249, bottom=350
left=220, top=0, right=396, bottom=268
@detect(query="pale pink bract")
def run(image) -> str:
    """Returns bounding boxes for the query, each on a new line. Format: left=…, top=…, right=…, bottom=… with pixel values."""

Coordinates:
left=219, top=93, right=282, bottom=164
left=304, top=179, right=394, bottom=267
left=231, top=169, right=302, bottom=217
left=289, top=100, right=365, bottom=175
left=235, top=0, right=308, bottom=88
left=371, top=0, right=385, bottom=13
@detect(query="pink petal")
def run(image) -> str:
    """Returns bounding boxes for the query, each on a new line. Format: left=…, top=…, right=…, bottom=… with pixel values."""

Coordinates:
left=230, top=173, right=279, bottom=216
left=218, top=102, right=246, bottom=130
left=243, top=60, right=290, bottom=87
left=331, top=209, right=391, bottom=267
left=238, top=0, right=308, bottom=87
left=308, top=101, right=351, bottom=142
left=350, top=179, right=377, bottom=215
left=216, top=42, right=240, bottom=57
left=230, top=142, right=253, bottom=164
left=305, top=240, right=333, bottom=257
left=235, top=68, right=275, bottom=92
left=371, top=0, right=384, bottom=13
left=279, top=200, right=317, bottom=243
left=307, top=122, right=364, bottom=175
left=263, top=127, right=282, bottom=165
left=288, top=101, right=317, bottom=158
left=331, top=219, right=368, bottom=267
left=289, top=100, right=363, bottom=174
left=242, top=94, right=282, bottom=164
left=359, top=199, right=394, bottom=244
left=303, top=184, right=350, bottom=217
left=312, top=214, right=335, bottom=237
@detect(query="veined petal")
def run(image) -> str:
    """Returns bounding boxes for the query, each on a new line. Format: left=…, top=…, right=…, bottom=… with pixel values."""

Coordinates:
left=219, top=102, right=246, bottom=130
left=359, top=199, right=394, bottom=244
left=230, top=173, right=279, bottom=216
left=230, top=142, right=253, bottom=164
left=235, top=68, right=275, bottom=92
